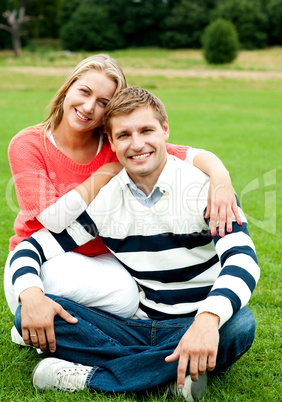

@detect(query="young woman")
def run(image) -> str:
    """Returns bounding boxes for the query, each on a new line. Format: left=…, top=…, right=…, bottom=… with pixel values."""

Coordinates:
left=4, top=54, right=240, bottom=351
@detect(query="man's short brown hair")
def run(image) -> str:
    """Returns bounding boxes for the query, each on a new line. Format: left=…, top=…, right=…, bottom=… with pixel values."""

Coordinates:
left=103, top=86, right=168, bottom=136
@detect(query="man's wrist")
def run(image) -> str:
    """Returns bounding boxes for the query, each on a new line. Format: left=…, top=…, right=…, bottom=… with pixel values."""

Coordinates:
left=196, top=311, right=220, bottom=326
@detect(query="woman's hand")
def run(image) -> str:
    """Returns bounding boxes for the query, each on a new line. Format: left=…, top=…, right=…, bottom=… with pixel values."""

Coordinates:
left=205, top=172, right=242, bottom=237
left=19, top=287, right=77, bottom=352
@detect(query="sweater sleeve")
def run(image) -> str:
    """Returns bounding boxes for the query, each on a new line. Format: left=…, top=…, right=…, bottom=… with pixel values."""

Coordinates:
left=36, top=189, right=87, bottom=233
left=196, top=210, right=260, bottom=328
left=8, top=132, right=59, bottom=218
left=10, top=209, right=98, bottom=300
left=9, top=131, right=89, bottom=232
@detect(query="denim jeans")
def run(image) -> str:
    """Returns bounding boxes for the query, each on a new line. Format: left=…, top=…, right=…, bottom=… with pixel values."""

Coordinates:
left=14, top=294, right=256, bottom=393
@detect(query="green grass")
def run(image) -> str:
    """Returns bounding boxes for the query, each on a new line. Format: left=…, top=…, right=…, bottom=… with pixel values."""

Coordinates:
left=0, top=48, right=281, bottom=401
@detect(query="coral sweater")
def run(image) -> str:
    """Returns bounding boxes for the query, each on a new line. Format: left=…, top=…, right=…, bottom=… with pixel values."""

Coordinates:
left=8, top=128, right=189, bottom=255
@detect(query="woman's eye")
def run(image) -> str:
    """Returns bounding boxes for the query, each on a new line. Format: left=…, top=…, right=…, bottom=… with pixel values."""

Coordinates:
left=80, top=89, right=89, bottom=95
left=99, top=100, right=108, bottom=107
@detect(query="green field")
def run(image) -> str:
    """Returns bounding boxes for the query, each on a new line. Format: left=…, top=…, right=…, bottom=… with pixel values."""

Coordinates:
left=0, top=48, right=281, bottom=401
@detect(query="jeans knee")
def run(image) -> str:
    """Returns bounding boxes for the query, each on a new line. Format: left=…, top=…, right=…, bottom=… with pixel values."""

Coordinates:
left=14, top=305, right=22, bottom=335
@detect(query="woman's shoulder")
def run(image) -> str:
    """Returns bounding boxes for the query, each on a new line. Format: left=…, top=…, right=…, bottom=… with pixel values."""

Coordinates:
left=8, top=127, right=44, bottom=152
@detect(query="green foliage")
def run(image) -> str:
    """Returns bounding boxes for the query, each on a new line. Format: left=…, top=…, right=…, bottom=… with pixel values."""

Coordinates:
left=202, top=18, right=239, bottom=64
left=161, top=0, right=212, bottom=49
left=58, top=0, right=81, bottom=26
left=266, top=0, right=282, bottom=45
left=0, top=0, right=13, bottom=49
left=108, top=0, right=168, bottom=47
left=25, top=0, right=61, bottom=38
left=60, top=0, right=124, bottom=51
left=213, top=0, right=268, bottom=49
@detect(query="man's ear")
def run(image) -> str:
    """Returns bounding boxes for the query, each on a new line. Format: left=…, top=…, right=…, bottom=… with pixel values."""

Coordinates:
left=107, top=132, right=116, bottom=152
left=163, top=120, right=169, bottom=141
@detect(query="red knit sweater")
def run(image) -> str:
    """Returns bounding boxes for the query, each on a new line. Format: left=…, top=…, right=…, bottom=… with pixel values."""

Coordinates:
left=8, top=128, right=189, bottom=254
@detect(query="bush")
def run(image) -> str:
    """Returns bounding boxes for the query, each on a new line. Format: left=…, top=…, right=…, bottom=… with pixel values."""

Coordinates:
left=266, top=0, right=282, bottom=45
left=213, top=0, right=268, bottom=49
left=60, top=0, right=125, bottom=51
left=161, top=0, right=212, bottom=49
left=202, top=18, right=239, bottom=64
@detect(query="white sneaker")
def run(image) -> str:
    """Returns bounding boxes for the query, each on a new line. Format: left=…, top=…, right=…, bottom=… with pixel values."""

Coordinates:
left=170, top=373, right=207, bottom=401
left=32, top=357, right=92, bottom=392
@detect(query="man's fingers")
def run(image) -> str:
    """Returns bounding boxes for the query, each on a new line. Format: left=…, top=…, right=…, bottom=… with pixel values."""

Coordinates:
left=22, top=328, right=32, bottom=346
left=177, top=353, right=190, bottom=388
left=207, top=350, right=217, bottom=372
left=58, top=306, right=78, bottom=324
left=198, top=354, right=207, bottom=376
left=165, top=350, right=179, bottom=363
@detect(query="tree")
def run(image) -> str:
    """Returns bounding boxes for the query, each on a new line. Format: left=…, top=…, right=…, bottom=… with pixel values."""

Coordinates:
left=0, top=7, right=29, bottom=55
left=25, top=0, right=61, bottom=38
left=202, top=18, right=239, bottom=64
left=108, top=0, right=168, bottom=47
left=213, top=0, right=268, bottom=49
left=161, top=0, right=213, bottom=48
left=60, top=0, right=124, bottom=51
left=266, top=0, right=282, bottom=45
left=59, top=0, right=81, bottom=26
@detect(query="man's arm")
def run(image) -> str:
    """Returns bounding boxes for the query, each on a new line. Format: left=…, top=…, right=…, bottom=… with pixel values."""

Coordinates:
left=166, top=203, right=260, bottom=387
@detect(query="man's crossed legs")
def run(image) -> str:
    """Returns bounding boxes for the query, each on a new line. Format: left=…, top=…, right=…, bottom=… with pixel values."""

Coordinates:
left=14, top=295, right=256, bottom=398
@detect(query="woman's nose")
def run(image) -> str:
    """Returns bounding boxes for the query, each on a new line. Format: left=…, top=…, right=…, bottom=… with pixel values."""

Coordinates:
left=83, top=98, right=95, bottom=114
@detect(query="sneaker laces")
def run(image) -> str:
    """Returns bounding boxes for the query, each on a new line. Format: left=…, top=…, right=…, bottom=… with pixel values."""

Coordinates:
left=55, top=366, right=91, bottom=392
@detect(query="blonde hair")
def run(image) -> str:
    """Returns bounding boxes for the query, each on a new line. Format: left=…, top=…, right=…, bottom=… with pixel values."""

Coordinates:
left=104, top=86, right=167, bottom=136
left=37, top=54, right=127, bottom=135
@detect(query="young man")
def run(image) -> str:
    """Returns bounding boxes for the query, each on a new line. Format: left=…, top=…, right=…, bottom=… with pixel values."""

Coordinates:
left=11, top=87, right=259, bottom=401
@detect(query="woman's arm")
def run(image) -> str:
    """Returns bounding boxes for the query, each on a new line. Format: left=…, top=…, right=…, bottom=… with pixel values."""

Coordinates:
left=9, top=132, right=122, bottom=233
left=37, top=162, right=122, bottom=232
left=192, top=151, right=242, bottom=236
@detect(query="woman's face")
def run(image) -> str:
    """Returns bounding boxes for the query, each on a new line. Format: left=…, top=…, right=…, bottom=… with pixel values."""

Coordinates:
left=62, top=70, right=117, bottom=136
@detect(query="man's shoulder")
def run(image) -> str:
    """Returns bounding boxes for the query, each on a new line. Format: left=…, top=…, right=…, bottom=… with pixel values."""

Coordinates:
left=169, top=154, right=209, bottom=182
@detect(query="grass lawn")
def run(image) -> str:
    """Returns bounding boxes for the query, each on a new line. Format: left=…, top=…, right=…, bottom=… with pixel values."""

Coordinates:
left=0, top=48, right=281, bottom=401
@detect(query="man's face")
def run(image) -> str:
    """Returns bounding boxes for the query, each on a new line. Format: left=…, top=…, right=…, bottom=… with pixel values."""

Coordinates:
left=109, top=107, right=169, bottom=192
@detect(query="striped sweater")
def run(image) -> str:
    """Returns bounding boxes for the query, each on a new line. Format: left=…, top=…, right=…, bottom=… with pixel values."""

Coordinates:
left=10, top=156, right=260, bottom=327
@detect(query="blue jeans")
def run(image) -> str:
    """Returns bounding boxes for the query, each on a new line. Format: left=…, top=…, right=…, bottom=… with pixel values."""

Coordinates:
left=14, top=294, right=256, bottom=393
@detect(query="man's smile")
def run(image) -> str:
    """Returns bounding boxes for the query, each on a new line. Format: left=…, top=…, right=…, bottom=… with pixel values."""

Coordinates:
left=130, top=152, right=152, bottom=160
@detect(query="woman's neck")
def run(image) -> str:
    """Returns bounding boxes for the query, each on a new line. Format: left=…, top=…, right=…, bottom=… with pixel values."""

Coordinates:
left=52, top=125, right=100, bottom=164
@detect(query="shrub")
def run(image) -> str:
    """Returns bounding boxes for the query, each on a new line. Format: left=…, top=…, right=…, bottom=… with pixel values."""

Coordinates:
left=60, top=0, right=124, bottom=51
left=202, top=18, right=239, bottom=64
left=161, top=0, right=212, bottom=49
left=266, top=0, right=282, bottom=45
left=213, top=0, right=268, bottom=49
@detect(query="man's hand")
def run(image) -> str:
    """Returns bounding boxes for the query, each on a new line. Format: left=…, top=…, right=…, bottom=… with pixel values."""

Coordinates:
left=165, top=312, right=220, bottom=387
left=19, top=287, right=77, bottom=353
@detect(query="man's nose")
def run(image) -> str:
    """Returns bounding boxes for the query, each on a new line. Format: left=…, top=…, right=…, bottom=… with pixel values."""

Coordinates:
left=130, top=134, right=144, bottom=151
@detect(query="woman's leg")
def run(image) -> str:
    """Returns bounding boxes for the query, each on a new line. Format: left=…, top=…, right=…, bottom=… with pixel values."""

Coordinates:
left=41, top=252, right=139, bottom=318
